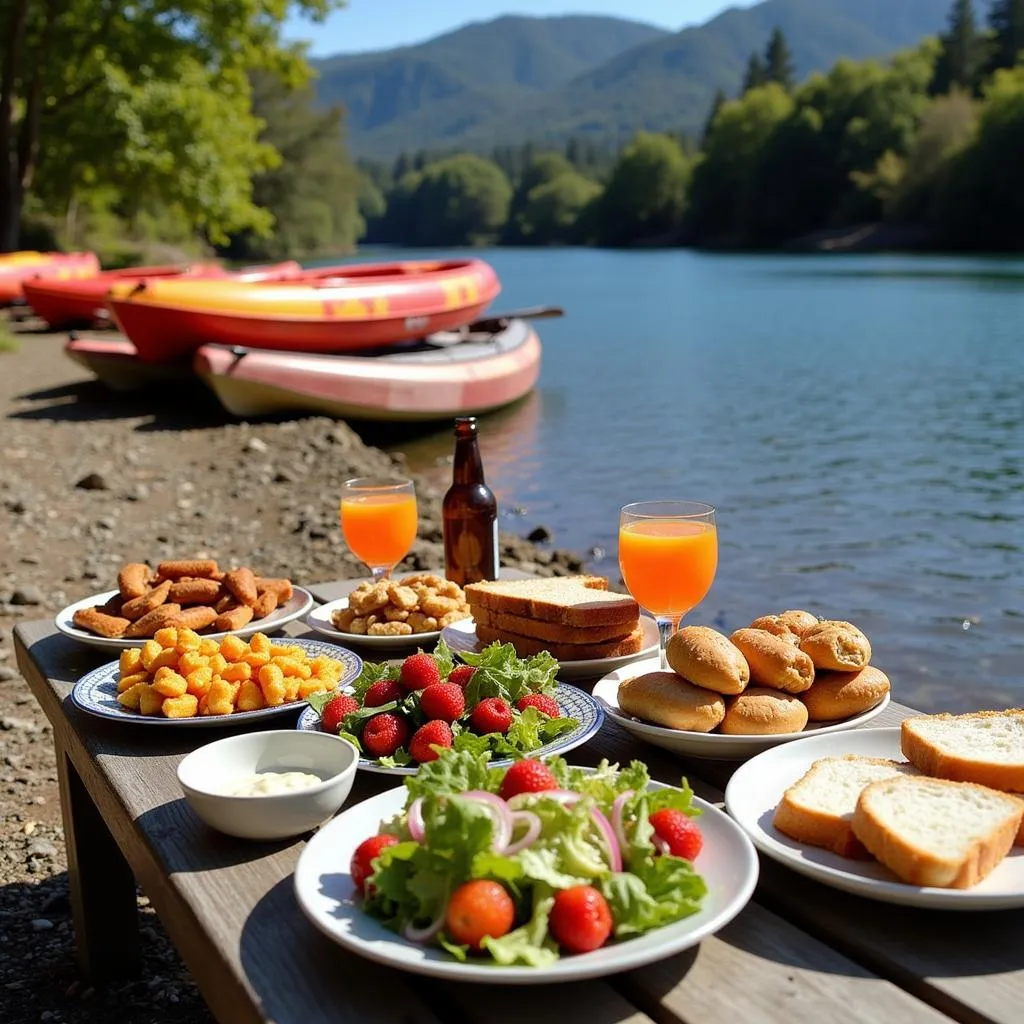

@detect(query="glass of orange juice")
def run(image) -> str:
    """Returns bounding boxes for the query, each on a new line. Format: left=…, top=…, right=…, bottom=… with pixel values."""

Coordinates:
left=340, top=477, right=418, bottom=581
left=618, top=500, right=718, bottom=668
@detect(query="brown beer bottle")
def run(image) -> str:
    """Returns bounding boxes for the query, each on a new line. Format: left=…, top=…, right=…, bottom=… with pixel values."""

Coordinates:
left=443, top=417, right=499, bottom=585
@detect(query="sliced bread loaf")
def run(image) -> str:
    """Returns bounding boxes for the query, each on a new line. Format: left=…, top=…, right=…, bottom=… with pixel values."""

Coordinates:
left=464, top=576, right=638, bottom=627
left=901, top=711, right=1024, bottom=793
left=851, top=775, right=1023, bottom=888
left=472, top=605, right=637, bottom=644
left=474, top=622, right=645, bottom=662
left=773, top=755, right=918, bottom=857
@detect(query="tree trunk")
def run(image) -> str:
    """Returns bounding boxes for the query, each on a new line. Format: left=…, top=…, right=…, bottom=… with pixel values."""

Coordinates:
left=0, top=0, right=30, bottom=251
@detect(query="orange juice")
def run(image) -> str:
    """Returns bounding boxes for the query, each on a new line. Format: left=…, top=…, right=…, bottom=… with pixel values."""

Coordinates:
left=340, top=493, right=418, bottom=569
left=618, top=520, right=718, bottom=616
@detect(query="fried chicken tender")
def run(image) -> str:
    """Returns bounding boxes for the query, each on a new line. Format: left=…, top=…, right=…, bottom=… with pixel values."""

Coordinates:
left=156, top=560, right=219, bottom=580
left=124, top=604, right=182, bottom=639
left=73, top=607, right=130, bottom=639
left=223, top=568, right=258, bottom=608
left=387, top=584, right=419, bottom=611
left=438, top=609, right=472, bottom=628
left=213, top=606, right=254, bottom=632
left=330, top=607, right=356, bottom=631
left=368, top=621, right=413, bottom=636
left=118, top=563, right=151, bottom=601
left=168, top=579, right=221, bottom=605
left=121, top=581, right=172, bottom=621
left=170, top=606, right=218, bottom=632
left=349, top=582, right=390, bottom=615
left=256, top=577, right=293, bottom=602
left=251, top=590, right=278, bottom=619
left=421, top=593, right=460, bottom=618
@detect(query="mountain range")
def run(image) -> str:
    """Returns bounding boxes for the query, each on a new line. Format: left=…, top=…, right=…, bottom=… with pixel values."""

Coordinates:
left=312, top=0, right=952, bottom=159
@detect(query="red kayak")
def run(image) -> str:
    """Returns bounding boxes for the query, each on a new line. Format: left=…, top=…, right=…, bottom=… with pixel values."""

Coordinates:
left=23, top=260, right=302, bottom=330
left=0, top=251, right=99, bottom=305
left=107, top=258, right=501, bottom=362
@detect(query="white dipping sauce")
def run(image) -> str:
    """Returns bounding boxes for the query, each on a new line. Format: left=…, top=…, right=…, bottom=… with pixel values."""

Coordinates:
left=224, top=771, right=323, bottom=797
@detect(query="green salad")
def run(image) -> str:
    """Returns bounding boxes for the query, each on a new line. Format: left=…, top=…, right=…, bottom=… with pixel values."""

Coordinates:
left=349, top=749, right=708, bottom=965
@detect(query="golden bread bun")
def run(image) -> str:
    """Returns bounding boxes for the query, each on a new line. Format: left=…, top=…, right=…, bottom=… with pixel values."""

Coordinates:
left=665, top=626, right=750, bottom=695
left=729, top=628, right=815, bottom=693
left=802, top=666, right=890, bottom=721
left=777, top=610, right=819, bottom=638
left=617, top=671, right=726, bottom=733
left=720, top=687, right=809, bottom=735
left=748, top=615, right=801, bottom=645
left=800, top=620, right=872, bottom=671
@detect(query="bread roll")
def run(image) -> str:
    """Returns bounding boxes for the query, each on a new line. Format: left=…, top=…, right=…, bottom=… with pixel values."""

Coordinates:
left=729, top=628, right=815, bottom=693
left=665, top=626, right=750, bottom=695
left=720, top=688, right=809, bottom=735
left=800, top=620, right=871, bottom=671
left=748, top=615, right=800, bottom=645
left=778, top=610, right=819, bottom=638
left=802, top=666, right=890, bottom=721
left=617, top=671, right=726, bottom=733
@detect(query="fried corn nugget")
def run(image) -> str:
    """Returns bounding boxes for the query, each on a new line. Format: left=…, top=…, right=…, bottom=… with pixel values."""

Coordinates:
left=236, top=679, right=265, bottom=712
left=221, top=662, right=251, bottom=684
left=186, top=666, right=213, bottom=698
left=271, top=656, right=310, bottom=679
left=258, top=664, right=287, bottom=706
left=117, top=671, right=149, bottom=694
left=251, top=590, right=278, bottom=619
left=170, top=606, right=218, bottom=632
left=368, top=621, right=414, bottom=636
left=350, top=583, right=390, bottom=615
left=124, top=604, right=182, bottom=640
left=175, top=628, right=202, bottom=654
left=177, top=650, right=205, bottom=675
left=73, top=607, right=131, bottom=639
left=119, top=648, right=143, bottom=675
left=138, top=685, right=165, bottom=716
left=139, top=640, right=162, bottom=671
left=156, top=560, right=219, bottom=580
left=208, top=653, right=228, bottom=675
left=168, top=579, right=221, bottom=605
left=219, top=634, right=249, bottom=662
left=116, top=682, right=148, bottom=711
left=283, top=676, right=301, bottom=701
left=223, top=568, right=258, bottom=608
left=162, top=693, right=199, bottom=719
left=213, top=606, right=254, bottom=632
left=205, top=679, right=236, bottom=716
left=152, top=668, right=188, bottom=698
left=256, top=577, right=293, bottom=602
left=198, top=637, right=219, bottom=657
left=331, top=607, right=357, bottom=632
left=298, top=677, right=331, bottom=699
left=154, top=627, right=178, bottom=649
left=118, top=563, right=151, bottom=601
left=250, top=632, right=271, bottom=655
left=121, top=581, right=172, bottom=622
left=149, top=647, right=180, bottom=673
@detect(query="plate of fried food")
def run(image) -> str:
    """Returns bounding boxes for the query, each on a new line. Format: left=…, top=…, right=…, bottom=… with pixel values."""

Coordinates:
left=71, top=630, right=362, bottom=726
left=592, top=610, right=891, bottom=759
left=306, top=574, right=472, bottom=651
left=56, top=559, right=315, bottom=652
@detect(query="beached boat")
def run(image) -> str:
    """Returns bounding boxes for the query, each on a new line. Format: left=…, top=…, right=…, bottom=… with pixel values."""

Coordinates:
left=64, top=335, right=195, bottom=392
left=23, top=260, right=301, bottom=330
left=0, top=250, right=99, bottom=305
left=106, top=258, right=501, bottom=362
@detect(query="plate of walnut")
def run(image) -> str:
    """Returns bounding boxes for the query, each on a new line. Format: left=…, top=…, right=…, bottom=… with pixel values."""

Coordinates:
left=55, top=559, right=314, bottom=652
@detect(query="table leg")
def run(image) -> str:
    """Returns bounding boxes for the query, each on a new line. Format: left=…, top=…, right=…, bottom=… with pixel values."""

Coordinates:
left=57, top=745, right=142, bottom=981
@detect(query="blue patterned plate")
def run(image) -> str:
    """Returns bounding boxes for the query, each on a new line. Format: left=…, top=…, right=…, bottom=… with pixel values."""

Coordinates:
left=70, top=638, right=363, bottom=727
left=296, top=682, right=605, bottom=775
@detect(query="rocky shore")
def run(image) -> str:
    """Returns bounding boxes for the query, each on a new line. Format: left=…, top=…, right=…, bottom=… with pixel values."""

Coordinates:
left=0, top=320, right=583, bottom=1024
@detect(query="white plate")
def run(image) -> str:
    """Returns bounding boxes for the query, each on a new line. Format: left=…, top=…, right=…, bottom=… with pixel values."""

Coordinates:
left=56, top=587, right=316, bottom=652
left=441, top=616, right=659, bottom=681
left=592, top=657, right=891, bottom=760
left=293, top=780, right=759, bottom=982
left=70, top=637, right=362, bottom=727
left=306, top=596, right=444, bottom=652
left=296, top=682, right=605, bottom=775
left=724, top=727, right=1024, bottom=909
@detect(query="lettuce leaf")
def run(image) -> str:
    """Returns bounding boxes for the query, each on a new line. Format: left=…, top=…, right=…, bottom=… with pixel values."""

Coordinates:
left=403, top=749, right=503, bottom=803
left=459, top=642, right=560, bottom=705
left=481, top=885, right=558, bottom=967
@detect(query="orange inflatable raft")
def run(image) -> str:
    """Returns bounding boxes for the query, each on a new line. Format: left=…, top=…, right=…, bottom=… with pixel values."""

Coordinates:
left=0, top=251, right=99, bottom=305
left=107, top=259, right=501, bottom=362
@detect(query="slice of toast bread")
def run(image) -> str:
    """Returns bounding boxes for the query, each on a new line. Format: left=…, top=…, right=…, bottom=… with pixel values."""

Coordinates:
left=851, top=775, right=1023, bottom=888
left=465, top=576, right=638, bottom=628
left=901, top=711, right=1024, bottom=793
left=475, top=622, right=645, bottom=662
left=472, top=605, right=639, bottom=644
left=773, top=755, right=919, bottom=858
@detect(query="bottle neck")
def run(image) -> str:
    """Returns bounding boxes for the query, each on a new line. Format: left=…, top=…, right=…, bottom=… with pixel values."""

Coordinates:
left=453, top=435, right=486, bottom=486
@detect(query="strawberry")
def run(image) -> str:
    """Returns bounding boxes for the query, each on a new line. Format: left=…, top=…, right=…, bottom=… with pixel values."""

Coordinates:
left=516, top=694, right=560, bottom=718
left=444, top=880, right=515, bottom=950
left=649, top=808, right=703, bottom=861
left=470, top=696, right=512, bottom=734
left=549, top=885, right=613, bottom=954
left=499, top=759, right=558, bottom=801
left=447, top=664, right=477, bottom=688
left=362, top=713, right=410, bottom=759
left=400, top=652, right=441, bottom=692
left=363, top=678, right=404, bottom=707
left=418, top=682, right=465, bottom=723
left=351, top=834, right=399, bottom=895
left=408, top=720, right=453, bottom=763
left=320, top=693, right=359, bottom=734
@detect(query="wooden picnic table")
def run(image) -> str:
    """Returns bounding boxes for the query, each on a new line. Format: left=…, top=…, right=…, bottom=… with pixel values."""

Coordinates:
left=14, top=575, right=1024, bottom=1024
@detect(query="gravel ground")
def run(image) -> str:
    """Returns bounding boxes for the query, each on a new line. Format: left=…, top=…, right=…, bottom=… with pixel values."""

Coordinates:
left=0, top=319, right=583, bottom=1024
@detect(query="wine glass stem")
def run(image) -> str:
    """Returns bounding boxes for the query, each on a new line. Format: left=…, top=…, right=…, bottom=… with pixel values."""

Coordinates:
left=657, top=615, right=682, bottom=669
left=371, top=566, right=393, bottom=584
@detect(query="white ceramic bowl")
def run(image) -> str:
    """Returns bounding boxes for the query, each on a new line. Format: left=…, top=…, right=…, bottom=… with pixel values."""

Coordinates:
left=177, top=731, right=359, bottom=841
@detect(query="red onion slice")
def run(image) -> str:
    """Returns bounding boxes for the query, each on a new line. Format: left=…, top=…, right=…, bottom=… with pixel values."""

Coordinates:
left=462, top=790, right=513, bottom=851
left=504, top=810, right=541, bottom=855
left=589, top=807, right=622, bottom=873
left=407, top=797, right=425, bottom=843
left=403, top=913, right=445, bottom=944
left=611, top=790, right=634, bottom=851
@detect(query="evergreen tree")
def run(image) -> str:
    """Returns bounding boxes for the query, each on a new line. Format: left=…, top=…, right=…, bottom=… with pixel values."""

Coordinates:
left=932, top=0, right=984, bottom=94
left=701, top=88, right=727, bottom=146
left=988, top=0, right=1024, bottom=72
left=742, top=53, right=768, bottom=94
left=765, top=28, right=796, bottom=89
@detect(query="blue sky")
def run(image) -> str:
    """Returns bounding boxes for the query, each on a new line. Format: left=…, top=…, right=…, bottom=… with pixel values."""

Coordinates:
left=286, top=1, right=760, bottom=57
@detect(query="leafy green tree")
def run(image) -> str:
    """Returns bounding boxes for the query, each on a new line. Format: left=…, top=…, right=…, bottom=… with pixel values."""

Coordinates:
left=742, top=53, right=768, bottom=94
left=504, top=152, right=573, bottom=242
left=988, top=0, right=1024, bottom=72
left=700, top=89, right=727, bottom=146
left=0, top=0, right=341, bottom=252
left=765, top=28, right=796, bottom=90
left=931, top=0, right=985, bottom=95
left=594, top=132, right=690, bottom=246
left=516, top=172, right=601, bottom=244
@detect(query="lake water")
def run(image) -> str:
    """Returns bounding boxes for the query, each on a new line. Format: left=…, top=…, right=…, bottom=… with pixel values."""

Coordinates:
left=363, top=248, right=1024, bottom=713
